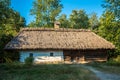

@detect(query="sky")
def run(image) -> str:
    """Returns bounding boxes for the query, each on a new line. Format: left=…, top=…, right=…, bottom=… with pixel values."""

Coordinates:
left=11, top=0, right=105, bottom=25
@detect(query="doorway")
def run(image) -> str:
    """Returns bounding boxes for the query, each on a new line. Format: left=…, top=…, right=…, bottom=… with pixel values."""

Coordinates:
left=70, top=51, right=78, bottom=62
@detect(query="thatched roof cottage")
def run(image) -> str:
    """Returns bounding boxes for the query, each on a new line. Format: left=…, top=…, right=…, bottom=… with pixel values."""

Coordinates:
left=5, top=28, right=115, bottom=63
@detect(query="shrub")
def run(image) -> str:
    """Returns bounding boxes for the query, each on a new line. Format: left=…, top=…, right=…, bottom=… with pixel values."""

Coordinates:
left=114, top=55, right=120, bottom=63
left=25, top=57, right=34, bottom=66
left=106, top=57, right=120, bottom=66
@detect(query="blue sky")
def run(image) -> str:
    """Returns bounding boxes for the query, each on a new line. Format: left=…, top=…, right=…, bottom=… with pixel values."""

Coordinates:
left=11, top=0, right=104, bottom=25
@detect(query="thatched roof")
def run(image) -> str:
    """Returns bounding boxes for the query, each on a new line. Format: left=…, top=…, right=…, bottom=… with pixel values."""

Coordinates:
left=5, top=28, right=115, bottom=50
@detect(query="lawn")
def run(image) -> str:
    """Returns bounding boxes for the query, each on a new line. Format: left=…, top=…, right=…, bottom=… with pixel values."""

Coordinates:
left=0, top=63, right=100, bottom=80
left=86, top=62, right=120, bottom=74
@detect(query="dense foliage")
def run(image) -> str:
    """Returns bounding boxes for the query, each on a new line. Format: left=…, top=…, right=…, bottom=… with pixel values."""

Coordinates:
left=25, top=57, right=34, bottom=66
left=98, top=0, right=120, bottom=56
left=57, top=14, right=70, bottom=28
left=30, top=0, right=63, bottom=27
left=89, top=12, right=99, bottom=30
left=57, top=10, right=90, bottom=29
left=69, top=10, right=89, bottom=29
left=102, top=0, right=120, bottom=20
left=0, top=0, right=26, bottom=63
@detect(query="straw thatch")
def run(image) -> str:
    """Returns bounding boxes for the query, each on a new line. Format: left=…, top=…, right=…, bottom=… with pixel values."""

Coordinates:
left=5, top=28, right=115, bottom=50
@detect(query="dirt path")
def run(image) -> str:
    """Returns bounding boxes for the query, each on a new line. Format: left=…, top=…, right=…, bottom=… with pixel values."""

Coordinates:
left=83, top=66, right=120, bottom=80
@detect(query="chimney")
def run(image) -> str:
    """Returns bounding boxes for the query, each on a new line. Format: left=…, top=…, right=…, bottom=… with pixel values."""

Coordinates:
left=54, top=21, right=60, bottom=29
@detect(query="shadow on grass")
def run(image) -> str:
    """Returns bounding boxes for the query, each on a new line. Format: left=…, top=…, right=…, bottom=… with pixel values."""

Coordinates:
left=0, top=63, right=100, bottom=80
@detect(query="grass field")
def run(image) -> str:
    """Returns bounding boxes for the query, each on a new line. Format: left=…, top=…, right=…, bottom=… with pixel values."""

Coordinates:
left=0, top=63, right=100, bottom=80
left=86, top=62, right=120, bottom=74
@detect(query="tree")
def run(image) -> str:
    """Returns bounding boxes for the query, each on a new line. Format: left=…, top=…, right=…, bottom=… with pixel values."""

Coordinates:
left=102, top=0, right=120, bottom=20
left=57, top=14, right=70, bottom=28
left=98, top=11, right=115, bottom=41
left=0, top=0, right=26, bottom=63
left=27, top=21, right=36, bottom=27
left=69, top=10, right=89, bottom=29
left=0, top=0, right=10, bottom=28
left=89, top=12, right=99, bottom=30
left=6, top=9, right=26, bottom=31
left=98, top=11, right=120, bottom=57
left=30, top=0, right=63, bottom=27
left=99, top=0, right=120, bottom=57
left=0, top=0, right=26, bottom=32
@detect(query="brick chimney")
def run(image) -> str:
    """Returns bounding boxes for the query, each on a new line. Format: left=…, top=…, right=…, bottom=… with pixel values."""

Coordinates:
left=54, top=21, right=60, bottom=29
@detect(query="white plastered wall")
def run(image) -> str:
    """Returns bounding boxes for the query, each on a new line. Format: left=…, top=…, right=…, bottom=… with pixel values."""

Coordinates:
left=19, top=50, right=64, bottom=62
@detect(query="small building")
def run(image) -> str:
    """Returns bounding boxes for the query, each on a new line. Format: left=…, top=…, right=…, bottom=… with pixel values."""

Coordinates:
left=5, top=28, right=115, bottom=63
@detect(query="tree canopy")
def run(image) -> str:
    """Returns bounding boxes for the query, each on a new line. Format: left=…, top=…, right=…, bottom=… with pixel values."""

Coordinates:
left=57, top=14, right=70, bottom=28
left=69, top=10, right=89, bottom=29
left=30, top=0, right=63, bottom=27
left=0, top=0, right=26, bottom=34
left=89, top=12, right=99, bottom=30
left=98, top=0, right=120, bottom=56
left=102, top=0, right=120, bottom=20
left=0, top=0, right=26, bottom=63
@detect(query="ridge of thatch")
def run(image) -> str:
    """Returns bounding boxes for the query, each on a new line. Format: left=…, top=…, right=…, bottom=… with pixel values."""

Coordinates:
left=20, top=28, right=91, bottom=32
left=5, top=28, right=115, bottom=50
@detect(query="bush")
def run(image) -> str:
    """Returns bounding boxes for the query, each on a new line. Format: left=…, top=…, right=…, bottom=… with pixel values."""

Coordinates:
left=106, top=57, right=120, bottom=66
left=25, top=57, right=34, bottom=66
left=114, top=55, right=120, bottom=62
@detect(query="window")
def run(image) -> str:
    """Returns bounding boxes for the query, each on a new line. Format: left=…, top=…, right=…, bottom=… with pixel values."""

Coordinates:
left=29, top=53, right=33, bottom=57
left=50, top=53, right=53, bottom=56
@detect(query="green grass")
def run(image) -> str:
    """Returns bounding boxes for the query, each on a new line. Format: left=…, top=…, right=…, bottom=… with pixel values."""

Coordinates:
left=86, top=62, right=120, bottom=74
left=0, top=63, right=99, bottom=80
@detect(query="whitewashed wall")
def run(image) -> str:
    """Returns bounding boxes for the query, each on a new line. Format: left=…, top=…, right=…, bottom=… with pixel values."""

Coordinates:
left=19, top=51, right=64, bottom=62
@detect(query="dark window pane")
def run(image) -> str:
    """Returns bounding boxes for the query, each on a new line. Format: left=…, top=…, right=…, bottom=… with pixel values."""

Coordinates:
left=29, top=53, right=33, bottom=57
left=50, top=53, right=53, bottom=56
